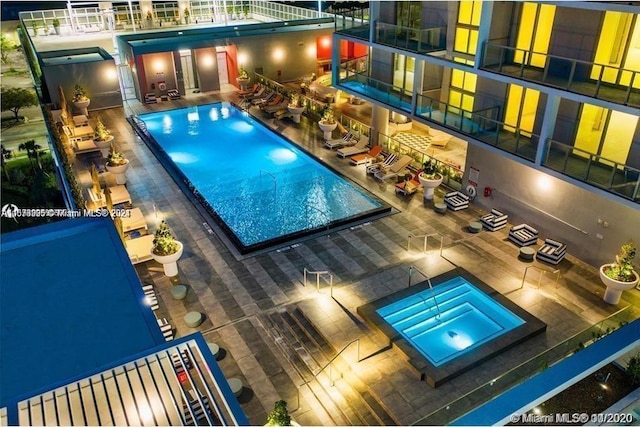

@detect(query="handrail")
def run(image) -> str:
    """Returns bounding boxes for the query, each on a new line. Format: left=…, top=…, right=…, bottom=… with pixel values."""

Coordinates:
left=259, top=169, right=277, bottom=194
left=520, top=265, right=560, bottom=290
left=305, top=203, right=330, bottom=233
left=407, top=233, right=443, bottom=256
left=408, top=266, right=441, bottom=319
left=303, top=268, right=334, bottom=296
left=296, top=338, right=361, bottom=409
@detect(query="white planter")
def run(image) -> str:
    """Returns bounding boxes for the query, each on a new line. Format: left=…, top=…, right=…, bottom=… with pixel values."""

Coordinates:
left=236, top=77, right=250, bottom=91
left=418, top=173, right=443, bottom=200
left=151, top=241, right=184, bottom=277
left=318, top=120, right=337, bottom=140
left=93, top=135, right=114, bottom=157
left=106, top=159, right=130, bottom=185
left=73, top=98, right=90, bottom=116
left=287, top=105, right=305, bottom=123
left=600, top=265, right=639, bottom=304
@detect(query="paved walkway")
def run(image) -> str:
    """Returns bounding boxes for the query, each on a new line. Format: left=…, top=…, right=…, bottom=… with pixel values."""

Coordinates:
left=89, top=89, right=640, bottom=426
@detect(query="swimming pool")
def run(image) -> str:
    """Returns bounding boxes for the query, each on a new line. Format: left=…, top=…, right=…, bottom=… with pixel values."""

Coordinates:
left=376, top=276, right=524, bottom=367
left=358, top=269, right=546, bottom=387
left=137, top=103, right=389, bottom=254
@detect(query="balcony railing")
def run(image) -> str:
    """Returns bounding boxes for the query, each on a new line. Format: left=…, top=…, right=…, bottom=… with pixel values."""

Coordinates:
left=334, top=8, right=369, bottom=39
left=416, top=94, right=538, bottom=162
left=374, top=21, right=446, bottom=54
left=544, top=140, right=640, bottom=203
left=481, top=42, right=640, bottom=107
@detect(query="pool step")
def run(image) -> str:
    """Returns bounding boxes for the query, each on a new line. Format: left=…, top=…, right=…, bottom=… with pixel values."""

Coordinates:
left=265, top=306, right=398, bottom=426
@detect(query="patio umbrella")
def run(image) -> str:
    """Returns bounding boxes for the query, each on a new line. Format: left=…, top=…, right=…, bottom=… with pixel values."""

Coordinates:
left=114, top=217, right=125, bottom=243
left=105, top=186, right=113, bottom=214
left=90, top=164, right=101, bottom=196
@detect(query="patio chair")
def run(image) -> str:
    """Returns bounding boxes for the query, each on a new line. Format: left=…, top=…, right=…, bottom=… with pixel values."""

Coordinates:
left=126, top=234, right=155, bottom=264
left=444, top=191, right=470, bottom=211
left=72, top=139, right=101, bottom=155
left=157, top=317, right=174, bottom=341
left=366, top=153, right=398, bottom=175
left=250, top=90, right=274, bottom=104
left=336, top=136, right=370, bottom=158
left=536, top=238, right=567, bottom=265
left=259, top=93, right=283, bottom=108
left=480, top=208, right=509, bottom=231
left=374, top=155, right=413, bottom=181
left=508, top=224, right=539, bottom=247
left=144, top=93, right=157, bottom=104
left=324, top=131, right=356, bottom=149
left=167, top=89, right=181, bottom=100
left=262, top=100, right=289, bottom=113
left=348, top=144, right=381, bottom=165
left=395, top=169, right=423, bottom=195
left=242, top=86, right=266, bottom=100
left=238, top=83, right=259, bottom=96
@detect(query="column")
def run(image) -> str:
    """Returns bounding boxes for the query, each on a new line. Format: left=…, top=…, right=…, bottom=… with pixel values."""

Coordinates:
left=535, top=94, right=560, bottom=165
left=371, top=105, right=390, bottom=146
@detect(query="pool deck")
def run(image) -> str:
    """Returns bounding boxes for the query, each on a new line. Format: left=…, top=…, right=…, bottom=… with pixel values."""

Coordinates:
left=85, top=89, right=640, bottom=425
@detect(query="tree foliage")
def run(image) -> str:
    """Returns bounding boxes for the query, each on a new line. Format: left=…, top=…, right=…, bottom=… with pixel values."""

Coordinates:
left=0, top=34, right=17, bottom=65
left=1, top=87, right=38, bottom=121
left=266, top=400, right=291, bottom=426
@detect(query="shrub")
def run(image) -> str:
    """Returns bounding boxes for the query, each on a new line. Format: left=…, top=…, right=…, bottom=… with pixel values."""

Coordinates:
left=152, top=221, right=179, bottom=256
left=266, top=400, right=291, bottom=426
left=604, top=241, right=637, bottom=282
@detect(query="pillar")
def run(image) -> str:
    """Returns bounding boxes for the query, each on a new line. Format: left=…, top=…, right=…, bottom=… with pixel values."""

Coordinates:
left=371, top=105, right=390, bottom=146
left=536, top=94, right=560, bottom=165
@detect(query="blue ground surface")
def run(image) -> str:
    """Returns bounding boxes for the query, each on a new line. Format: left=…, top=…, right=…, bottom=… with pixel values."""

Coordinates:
left=0, top=218, right=161, bottom=404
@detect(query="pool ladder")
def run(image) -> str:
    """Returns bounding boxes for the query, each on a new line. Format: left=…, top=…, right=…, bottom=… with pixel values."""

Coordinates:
left=409, top=266, right=442, bottom=321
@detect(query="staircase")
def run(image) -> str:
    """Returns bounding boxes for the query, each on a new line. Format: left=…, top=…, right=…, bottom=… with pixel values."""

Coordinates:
left=260, top=306, right=398, bottom=426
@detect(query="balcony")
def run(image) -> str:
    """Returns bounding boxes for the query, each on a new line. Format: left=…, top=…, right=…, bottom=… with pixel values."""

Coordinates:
left=416, top=94, right=538, bottom=162
left=373, top=21, right=446, bottom=54
left=334, top=9, right=369, bottom=40
left=481, top=42, right=640, bottom=108
left=544, top=141, right=640, bottom=203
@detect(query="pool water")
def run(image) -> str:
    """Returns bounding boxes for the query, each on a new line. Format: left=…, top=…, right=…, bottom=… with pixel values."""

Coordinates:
left=376, top=276, right=525, bottom=367
left=139, top=103, right=388, bottom=253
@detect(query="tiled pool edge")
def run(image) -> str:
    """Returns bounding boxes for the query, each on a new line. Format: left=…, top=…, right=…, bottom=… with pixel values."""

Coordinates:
left=357, top=267, right=547, bottom=388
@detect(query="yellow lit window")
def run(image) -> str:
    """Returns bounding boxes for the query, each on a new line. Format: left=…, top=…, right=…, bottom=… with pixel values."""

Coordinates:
left=514, top=3, right=556, bottom=68
left=504, top=84, right=540, bottom=136
left=591, top=12, right=635, bottom=84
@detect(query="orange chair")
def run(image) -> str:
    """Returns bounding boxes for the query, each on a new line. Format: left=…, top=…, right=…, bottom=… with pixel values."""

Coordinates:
left=395, top=169, right=423, bottom=195
left=348, top=145, right=381, bottom=165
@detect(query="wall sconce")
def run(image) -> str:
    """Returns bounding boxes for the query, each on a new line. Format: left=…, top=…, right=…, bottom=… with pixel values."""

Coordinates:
left=152, top=59, right=164, bottom=72
left=105, top=67, right=118, bottom=80
left=237, top=52, right=247, bottom=65
left=201, top=55, right=214, bottom=67
left=272, top=48, right=285, bottom=61
left=321, top=37, right=331, bottom=48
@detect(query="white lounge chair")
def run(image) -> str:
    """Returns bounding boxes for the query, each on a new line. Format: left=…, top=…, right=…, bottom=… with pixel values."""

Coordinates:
left=336, top=136, right=370, bottom=158
left=72, top=138, right=101, bottom=154
left=126, top=234, right=155, bottom=264
left=366, top=153, right=398, bottom=175
left=374, top=155, right=413, bottom=181
left=121, top=208, right=148, bottom=234
left=89, top=185, right=132, bottom=208
left=324, top=131, right=356, bottom=149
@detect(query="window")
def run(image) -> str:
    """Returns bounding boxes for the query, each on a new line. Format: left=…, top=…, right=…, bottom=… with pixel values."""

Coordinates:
left=513, top=3, right=556, bottom=68
left=575, top=105, right=638, bottom=164
left=591, top=12, right=640, bottom=88
left=393, top=54, right=415, bottom=91
left=504, top=84, right=540, bottom=136
left=454, top=1, right=482, bottom=56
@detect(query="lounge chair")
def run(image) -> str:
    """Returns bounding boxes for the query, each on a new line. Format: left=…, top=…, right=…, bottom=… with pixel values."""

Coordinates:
left=259, top=93, right=283, bottom=108
left=72, top=138, right=101, bottom=154
left=366, top=153, right=398, bottom=175
left=324, top=131, right=356, bottom=149
left=336, top=136, right=370, bottom=158
left=121, top=207, right=148, bottom=234
left=250, top=90, right=274, bottom=104
left=272, top=108, right=293, bottom=120
left=242, top=86, right=266, bottom=100
left=262, top=100, right=288, bottom=114
left=89, top=184, right=132, bottom=208
left=395, top=169, right=423, bottom=195
left=144, top=93, right=157, bottom=104
left=167, top=89, right=181, bottom=100
left=374, top=155, right=413, bottom=181
left=349, top=144, right=381, bottom=165
left=157, top=317, right=174, bottom=341
left=238, top=83, right=259, bottom=96
left=126, top=234, right=155, bottom=264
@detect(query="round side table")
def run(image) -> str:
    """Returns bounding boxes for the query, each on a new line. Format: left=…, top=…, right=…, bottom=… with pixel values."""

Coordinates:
left=519, top=246, right=536, bottom=261
left=184, top=311, right=203, bottom=328
left=469, top=221, right=482, bottom=233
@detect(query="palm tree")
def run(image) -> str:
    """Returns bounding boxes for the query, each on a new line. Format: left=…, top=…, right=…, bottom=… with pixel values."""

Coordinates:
left=18, top=139, right=42, bottom=172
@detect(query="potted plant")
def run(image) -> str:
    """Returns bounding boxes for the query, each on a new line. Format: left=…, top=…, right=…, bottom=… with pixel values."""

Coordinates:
left=243, top=5, right=250, bottom=19
left=151, top=220, right=184, bottom=277
left=73, top=84, right=90, bottom=116
left=105, top=144, right=130, bottom=184
left=318, top=107, right=337, bottom=139
left=236, top=66, right=250, bottom=90
left=93, top=116, right=114, bottom=156
left=183, top=7, right=190, bottom=24
left=287, top=93, right=305, bottom=123
left=600, top=241, right=638, bottom=304
left=227, top=4, right=234, bottom=20
left=626, top=352, right=640, bottom=385
left=266, top=400, right=291, bottom=426
left=52, top=18, right=61, bottom=35
left=418, top=158, right=443, bottom=200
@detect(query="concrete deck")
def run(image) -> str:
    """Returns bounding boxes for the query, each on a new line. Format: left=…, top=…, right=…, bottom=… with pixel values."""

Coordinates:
left=85, top=88, right=640, bottom=425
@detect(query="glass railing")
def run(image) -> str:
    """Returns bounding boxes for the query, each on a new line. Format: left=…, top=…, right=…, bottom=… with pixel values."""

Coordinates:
left=544, top=140, right=640, bottom=203
left=416, top=94, right=538, bottom=162
left=374, top=21, right=446, bottom=54
left=481, top=42, right=640, bottom=107
left=415, top=306, right=636, bottom=426
left=378, top=135, right=463, bottom=190
left=334, top=8, right=369, bottom=39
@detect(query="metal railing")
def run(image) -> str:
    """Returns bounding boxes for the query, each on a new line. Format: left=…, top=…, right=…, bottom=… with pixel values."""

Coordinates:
left=407, top=233, right=444, bottom=256
left=520, top=265, right=561, bottom=289
left=334, top=8, right=369, bottom=37
left=338, top=67, right=413, bottom=114
left=303, top=268, right=334, bottom=296
left=414, top=305, right=636, bottom=425
left=374, top=21, right=446, bottom=54
left=296, top=337, right=361, bottom=409
left=543, top=140, right=640, bottom=203
left=481, top=42, right=640, bottom=107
